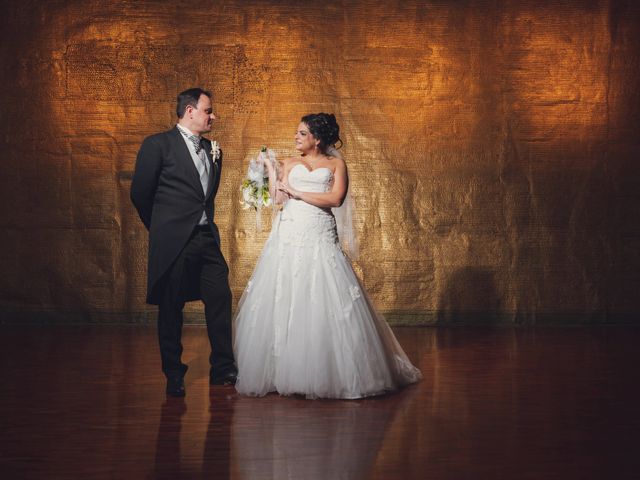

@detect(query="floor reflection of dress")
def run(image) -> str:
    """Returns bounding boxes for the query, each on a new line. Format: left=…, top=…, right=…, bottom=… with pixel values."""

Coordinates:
left=230, top=393, right=410, bottom=480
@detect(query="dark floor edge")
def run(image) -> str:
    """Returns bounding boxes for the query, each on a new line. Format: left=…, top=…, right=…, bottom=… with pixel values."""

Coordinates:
left=0, top=309, right=638, bottom=325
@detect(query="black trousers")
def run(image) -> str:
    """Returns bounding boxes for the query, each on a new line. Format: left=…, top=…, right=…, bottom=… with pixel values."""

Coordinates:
left=157, top=226, right=235, bottom=380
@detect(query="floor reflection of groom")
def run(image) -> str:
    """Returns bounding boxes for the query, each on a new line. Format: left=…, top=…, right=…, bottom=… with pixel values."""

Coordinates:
left=131, top=87, right=237, bottom=397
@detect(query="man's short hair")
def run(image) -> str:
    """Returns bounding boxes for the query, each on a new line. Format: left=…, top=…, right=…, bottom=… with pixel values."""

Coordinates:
left=176, top=88, right=212, bottom=118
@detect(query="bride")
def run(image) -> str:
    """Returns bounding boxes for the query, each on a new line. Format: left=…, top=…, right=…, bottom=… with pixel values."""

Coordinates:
left=234, top=113, right=421, bottom=399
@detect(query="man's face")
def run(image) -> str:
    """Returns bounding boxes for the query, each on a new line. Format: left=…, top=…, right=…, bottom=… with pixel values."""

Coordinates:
left=187, top=94, right=215, bottom=135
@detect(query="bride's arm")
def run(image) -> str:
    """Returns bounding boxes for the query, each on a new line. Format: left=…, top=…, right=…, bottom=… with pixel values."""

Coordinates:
left=262, top=156, right=290, bottom=205
left=279, top=159, right=348, bottom=208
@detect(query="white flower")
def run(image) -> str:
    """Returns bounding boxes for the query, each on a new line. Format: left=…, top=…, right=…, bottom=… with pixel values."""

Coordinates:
left=210, top=140, right=221, bottom=160
left=349, top=285, right=361, bottom=301
left=239, top=147, right=275, bottom=212
left=247, top=166, right=264, bottom=183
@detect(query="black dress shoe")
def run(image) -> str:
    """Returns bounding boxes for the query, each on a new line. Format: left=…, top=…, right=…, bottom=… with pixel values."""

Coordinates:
left=210, top=371, right=237, bottom=386
left=166, top=377, right=186, bottom=397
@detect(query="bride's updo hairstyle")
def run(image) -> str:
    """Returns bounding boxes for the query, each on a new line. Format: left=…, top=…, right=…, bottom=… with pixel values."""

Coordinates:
left=301, top=113, right=342, bottom=153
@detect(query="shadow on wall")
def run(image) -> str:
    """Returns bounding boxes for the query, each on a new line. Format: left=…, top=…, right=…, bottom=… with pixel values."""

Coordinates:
left=437, top=267, right=505, bottom=325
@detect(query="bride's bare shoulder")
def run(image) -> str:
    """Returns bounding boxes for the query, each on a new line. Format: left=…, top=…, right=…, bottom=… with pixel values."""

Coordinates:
left=327, top=155, right=346, bottom=170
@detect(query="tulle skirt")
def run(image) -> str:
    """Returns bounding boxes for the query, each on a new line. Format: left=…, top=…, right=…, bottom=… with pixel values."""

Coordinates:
left=234, top=207, right=421, bottom=399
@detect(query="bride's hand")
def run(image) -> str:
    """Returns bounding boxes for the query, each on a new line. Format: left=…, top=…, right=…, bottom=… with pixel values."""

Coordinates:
left=257, top=152, right=275, bottom=173
left=277, top=181, right=299, bottom=200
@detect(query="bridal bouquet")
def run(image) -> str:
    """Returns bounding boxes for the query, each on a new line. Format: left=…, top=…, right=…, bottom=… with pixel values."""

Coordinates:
left=240, top=147, right=277, bottom=230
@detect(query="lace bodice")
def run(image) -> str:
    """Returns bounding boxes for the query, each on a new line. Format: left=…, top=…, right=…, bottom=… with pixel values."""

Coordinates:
left=278, top=164, right=338, bottom=245
left=288, top=164, right=333, bottom=193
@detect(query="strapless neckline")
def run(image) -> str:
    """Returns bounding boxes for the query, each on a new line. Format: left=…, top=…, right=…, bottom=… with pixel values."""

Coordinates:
left=290, top=163, right=333, bottom=176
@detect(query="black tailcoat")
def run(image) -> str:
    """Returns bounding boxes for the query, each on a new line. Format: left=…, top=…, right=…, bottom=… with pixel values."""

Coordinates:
left=130, top=126, right=222, bottom=305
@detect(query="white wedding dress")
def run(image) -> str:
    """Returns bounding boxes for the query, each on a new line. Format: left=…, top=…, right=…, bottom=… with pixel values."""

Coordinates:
left=234, top=164, right=422, bottom=399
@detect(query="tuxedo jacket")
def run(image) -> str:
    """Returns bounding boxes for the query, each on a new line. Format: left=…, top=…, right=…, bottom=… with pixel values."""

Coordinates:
left=130, top=126, right=223, bottom=305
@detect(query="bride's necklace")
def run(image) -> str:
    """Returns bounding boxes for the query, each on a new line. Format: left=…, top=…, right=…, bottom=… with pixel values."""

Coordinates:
left=305, top=154, right=325, bottom=169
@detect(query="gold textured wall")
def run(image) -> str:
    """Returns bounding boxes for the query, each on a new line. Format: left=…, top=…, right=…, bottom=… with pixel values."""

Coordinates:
left=0, top=0, right=638, bottom=324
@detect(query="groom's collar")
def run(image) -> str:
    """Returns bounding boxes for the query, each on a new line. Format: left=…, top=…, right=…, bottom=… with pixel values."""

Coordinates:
left=176, top=123, right=198, bottom=138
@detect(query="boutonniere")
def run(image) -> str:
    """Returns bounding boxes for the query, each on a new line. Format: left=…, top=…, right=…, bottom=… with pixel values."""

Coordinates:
left=210, top=140, right=221, bottom=162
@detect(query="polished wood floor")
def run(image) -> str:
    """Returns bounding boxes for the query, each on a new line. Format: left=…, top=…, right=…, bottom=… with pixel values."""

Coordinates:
left=1, top=325, right=639, bottom=479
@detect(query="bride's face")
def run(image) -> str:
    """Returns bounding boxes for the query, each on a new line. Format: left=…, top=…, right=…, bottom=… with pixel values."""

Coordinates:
left=294, top=122, right=318, bottom=153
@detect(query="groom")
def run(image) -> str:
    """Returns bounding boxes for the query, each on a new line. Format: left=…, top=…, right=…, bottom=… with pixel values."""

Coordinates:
left=131, top=87, right=237, bottom=396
